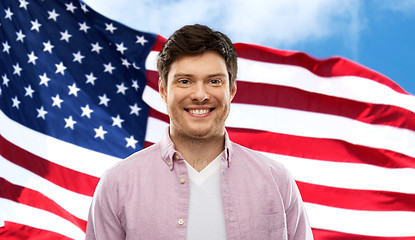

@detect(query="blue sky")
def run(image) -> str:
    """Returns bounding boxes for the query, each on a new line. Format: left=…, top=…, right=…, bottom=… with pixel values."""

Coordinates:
left=82, top=0, right=415, bottom=95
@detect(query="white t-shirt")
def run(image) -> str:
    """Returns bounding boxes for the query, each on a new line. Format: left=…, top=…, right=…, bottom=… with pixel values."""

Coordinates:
left=184, top=152, right=227, bottom=240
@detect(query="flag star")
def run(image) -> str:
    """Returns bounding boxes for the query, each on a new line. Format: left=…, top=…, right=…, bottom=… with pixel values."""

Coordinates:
left=36, top=106, right=48, bottom=119
left=85, top=72, right=97, bottom=85
left=48, top=9, right=59, bottom=21
left=116, top=42, right=127, bottom=54
left=121, top=58, right=131, bottom=68
left=60, top=30, right=72, bottom=42
left=2, top=74, right=10, bottom=86
left=136, top=35, right=148, bottom=46
left=51, top=94, right=63, bottom=108
left=105, top=23, right=117, bottom=33
left=13, top=63, right=22, bottom=76
left=68, top=83, right=80, bottom=96
left=4, top=8, right=13, bottom=20
left=64, top=116, right=77, bottom=130
left=11, top=96, right=21, bottom=109
left=132, top=80, right=140, bottom=91
left=27, top=51, right=38, bottom=65
left=94, top=126, right=107, bottom=140
left=73, top=51, right=85, bottom=63
left=129, top=103, right=141, bottom=116
left=91, top=42, right=103, bottom=53
left=65, top=2, right=77, bottom=13
left=24, top=85, right=35, bottom=98
left=55, top=62, right=67, bottom=75
left=2, top=41, right=11, bottom=54
left=103, top=62, right=115, bottom=74
left=79, top=22, right=90, bottom=33
left=19, top=0, right=29, bottom=9
left=125, top=136, right=138, bottom=149
left=31, top=19, right=41, bottom=32
left=16, top=30, right=26, bottom=42
left=81, top=104, right=93, bottom=118
left=43, top=41, right=54, bottom=53
left=98, top=94, right=110, bottom=106
left=80, top=4, right=89, bottom=13
left=39, top=73, right=51, bottom=86
left=111, top=115, right=124, bottom=128
left=116, top=83, right=128, bottom=95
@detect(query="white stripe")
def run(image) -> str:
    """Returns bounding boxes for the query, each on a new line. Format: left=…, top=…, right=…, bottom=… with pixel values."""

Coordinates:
left=0, top=156, right=91, bottom=220
left=228, top=103, right=415, bottom=158
left=261, top=151, right=415, bottom=194
left=237, top=57, right=415, bottom=113
left=0, top=110, right=121, bottom=178
left=144, top=114, right=415, bottom=194
left=0, top=198, right=85, bottom=240
left=306, top=202, right=415, bottom=237
left=146, top=50, right=415, bottom=113
left=142, top=86, right=415, bottom=158
left=145, top=117, right=168, bottom=143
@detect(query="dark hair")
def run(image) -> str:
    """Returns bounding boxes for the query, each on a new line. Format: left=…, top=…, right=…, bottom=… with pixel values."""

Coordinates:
left=157, top=24, right=238, bottom=90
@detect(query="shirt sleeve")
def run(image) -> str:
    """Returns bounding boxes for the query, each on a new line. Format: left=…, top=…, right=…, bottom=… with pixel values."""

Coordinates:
left=285, top=175, right=314, bottom=240
left=85, top=173, right=126, bottom=240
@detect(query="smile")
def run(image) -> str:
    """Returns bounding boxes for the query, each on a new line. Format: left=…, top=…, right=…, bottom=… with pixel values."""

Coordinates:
left=186, top=108, right=214, bottom=115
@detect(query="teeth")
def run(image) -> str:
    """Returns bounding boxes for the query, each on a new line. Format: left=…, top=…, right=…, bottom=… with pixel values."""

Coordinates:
left=188, top=109, right=210, bottom=115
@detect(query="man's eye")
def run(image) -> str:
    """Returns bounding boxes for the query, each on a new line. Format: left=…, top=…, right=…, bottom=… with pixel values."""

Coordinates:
left=179, top=79, right=190, bottom=84
left=210, top=79, right=221, bottom=84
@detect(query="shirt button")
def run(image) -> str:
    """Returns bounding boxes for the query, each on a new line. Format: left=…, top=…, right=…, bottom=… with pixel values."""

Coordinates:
left=168, top=161, right=172, bottom=166
left=175, top=154, right=180, bottom=160
left=178, top=219, right=184, bottom=225
left=179, top=177, right=186, bottom=184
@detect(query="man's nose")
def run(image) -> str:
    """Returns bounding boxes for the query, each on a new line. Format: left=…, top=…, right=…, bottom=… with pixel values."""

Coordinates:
left=190, top=82, right=209, bottom=102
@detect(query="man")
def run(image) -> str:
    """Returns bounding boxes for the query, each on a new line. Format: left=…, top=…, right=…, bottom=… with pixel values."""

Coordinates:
left=86, top=24, right=313, bottom=240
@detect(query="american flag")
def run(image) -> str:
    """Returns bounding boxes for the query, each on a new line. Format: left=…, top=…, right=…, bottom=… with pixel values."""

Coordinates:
left=1, top=0, right=414, bottom=239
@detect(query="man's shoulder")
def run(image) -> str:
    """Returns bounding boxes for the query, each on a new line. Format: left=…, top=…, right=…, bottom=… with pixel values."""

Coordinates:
left=103, top=143, right=162, bottom=178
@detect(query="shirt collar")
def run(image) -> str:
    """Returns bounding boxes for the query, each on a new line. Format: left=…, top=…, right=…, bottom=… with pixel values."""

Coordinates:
left=159, top=127, right=233, bottom=171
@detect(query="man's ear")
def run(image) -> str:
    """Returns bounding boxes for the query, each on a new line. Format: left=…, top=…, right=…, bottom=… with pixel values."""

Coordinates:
left=158, top=78, right=167, bottom=103
left=230, top=81, right=237, bottom=102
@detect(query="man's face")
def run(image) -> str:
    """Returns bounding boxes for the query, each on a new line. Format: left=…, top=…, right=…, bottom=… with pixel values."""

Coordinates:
left=159, top=51, right=237, bottom=140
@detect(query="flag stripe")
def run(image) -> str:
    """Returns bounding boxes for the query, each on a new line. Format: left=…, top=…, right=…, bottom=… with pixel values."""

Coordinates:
left=146, top=69, right=415, bottom=131
left=146, top=51, right=415, bottom=113
left=0, top=222, right=74, bottom=240
left=143, top=85, right=415, bottom=159
left=311, top=228, right=415, bottom=240
left=0, top=156, right=91, bottom=220
left=261, top=151, right=415, bottom=194
left=0, top=134, right=99, bottom=196
left=0, top=198, right=86, bottom=240
left=297, top=181, right=415, bottom=212
left=227, top=128, right=415, bottom=169
left=233, top=43, right=410, bottom=95
left=0, top=110, right=120, bottom=178
left=0, top=178, right=87, bottom=231
left=305, top=202, right=415, bottom=237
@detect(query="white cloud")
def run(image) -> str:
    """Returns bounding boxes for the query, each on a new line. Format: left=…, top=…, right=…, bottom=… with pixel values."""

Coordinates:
left=82, top=0, right=362, bottom=49
left=378, top=0, right=415, bottom=15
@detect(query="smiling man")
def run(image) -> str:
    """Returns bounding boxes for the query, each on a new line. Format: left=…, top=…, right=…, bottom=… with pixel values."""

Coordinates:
left=86, top=24, right=313, bottom=240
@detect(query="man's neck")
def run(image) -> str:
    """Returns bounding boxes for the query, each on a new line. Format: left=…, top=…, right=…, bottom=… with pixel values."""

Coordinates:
left=170, top=131, right=225, bottom=172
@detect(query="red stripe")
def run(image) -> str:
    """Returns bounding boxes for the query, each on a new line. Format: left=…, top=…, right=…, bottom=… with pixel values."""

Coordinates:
left=151, top=35, right=167, bottom=51
left=234, top=43, right=409, bottom=95
left=148, top=107, right=169, bottom=122
left=0, top=134, right=99, bottom=196
left=0, top=177, right=87, bottom=231
left=297, top=181, right=415, bottom=212
left=145, top=70, right=415, bottom=131
left=312, top=228, right=415, bottom=240
left=227, top=127, right=415, bottom=169
left=0, top=221, right=73, bottom=240
left=235, top=81, right=415, bottom=131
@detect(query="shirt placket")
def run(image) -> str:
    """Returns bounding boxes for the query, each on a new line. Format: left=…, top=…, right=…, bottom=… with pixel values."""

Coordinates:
left=172, top=152, right=190, bottom=239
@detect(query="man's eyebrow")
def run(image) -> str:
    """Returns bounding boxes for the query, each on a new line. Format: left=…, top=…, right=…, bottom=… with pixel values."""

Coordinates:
left=207, top=73, right=227, bottom=78
left=172, top=73, right=193, bottom=78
